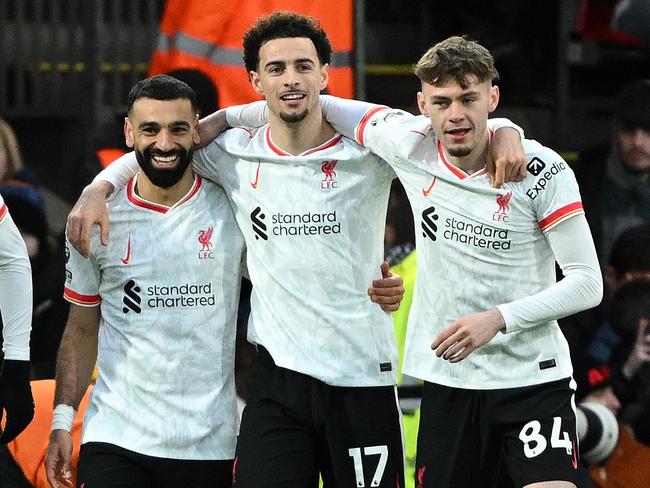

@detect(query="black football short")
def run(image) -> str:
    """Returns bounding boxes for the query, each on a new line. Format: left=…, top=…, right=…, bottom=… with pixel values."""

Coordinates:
left=415, top=378, right=580, bottom=488
left=233, top=346, right=405, bottom=488
left=77, top=442, right=233, bottom=488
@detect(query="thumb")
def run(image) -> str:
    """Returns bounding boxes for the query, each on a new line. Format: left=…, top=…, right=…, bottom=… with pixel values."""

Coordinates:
left=380, top=261, right=390, bottom=278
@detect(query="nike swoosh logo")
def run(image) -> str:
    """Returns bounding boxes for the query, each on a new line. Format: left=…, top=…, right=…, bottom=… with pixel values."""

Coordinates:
left=421, top=176, right=437, bottom=197
left=250, top=161, right=261, bottom=189
left=121, top=235, right=131, bottom=265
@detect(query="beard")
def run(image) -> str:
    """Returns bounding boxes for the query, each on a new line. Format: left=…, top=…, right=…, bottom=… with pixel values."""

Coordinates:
left=279, top=108, right=309, bottom=123
left=135, top=146, right=193, bottom=189
left=447, top=146, right=472, bottom=158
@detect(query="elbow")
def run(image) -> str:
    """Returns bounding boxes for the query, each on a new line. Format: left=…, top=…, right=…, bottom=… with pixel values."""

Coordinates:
left=585, top=273, right=604, bottom=309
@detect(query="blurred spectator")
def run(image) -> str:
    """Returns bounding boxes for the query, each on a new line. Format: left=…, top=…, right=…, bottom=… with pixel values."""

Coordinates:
left=573, top=80, right=650, bottom=265
left=0, top=118, right=38, bottom=186
left=573, top=350, right=650, bottom=487
left=0, top=183, right=68, bottom=379
left=608, top=277, right=650, bottom=444
left=560, top=222, right=650, bottom=359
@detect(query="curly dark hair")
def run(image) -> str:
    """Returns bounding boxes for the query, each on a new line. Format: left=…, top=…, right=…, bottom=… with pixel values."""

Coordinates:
left=243, top=11, right=332, bottom=73
left=127, top=74, right=197, bottom=115
left=414, top=36, right=499, bottom=89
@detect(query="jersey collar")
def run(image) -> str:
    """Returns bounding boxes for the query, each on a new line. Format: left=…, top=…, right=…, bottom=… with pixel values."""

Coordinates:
left=127, top=173, right=203, bottom=214
left=436, top=129, right=493, bottom=180
left=264, top=125, right=343, bottom=156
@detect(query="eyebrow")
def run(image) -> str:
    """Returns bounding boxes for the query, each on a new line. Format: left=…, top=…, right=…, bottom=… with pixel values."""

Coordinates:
left=431, top=90, right=481, bottom=101
left=264, top=58, right=315, bottom=69
left=138, top=120, right=191, bottom=130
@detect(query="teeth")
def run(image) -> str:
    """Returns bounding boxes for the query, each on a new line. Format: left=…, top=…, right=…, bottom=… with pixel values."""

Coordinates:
left=281, top=93, right=304, bottom=100
left=153, top=155, right=177, bottom=163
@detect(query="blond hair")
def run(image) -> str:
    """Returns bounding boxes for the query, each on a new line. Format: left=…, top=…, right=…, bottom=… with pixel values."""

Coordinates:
left=414, top=36, right=499, bottom=89
left=0, top=118, right=24, bottom=179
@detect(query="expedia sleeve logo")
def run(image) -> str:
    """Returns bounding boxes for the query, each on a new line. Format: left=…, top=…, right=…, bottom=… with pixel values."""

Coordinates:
left=526, top=158, right=568, bottom=200
left=251, top=207, right=268, bottom=241
left=421, top=206, right=439, bottom=240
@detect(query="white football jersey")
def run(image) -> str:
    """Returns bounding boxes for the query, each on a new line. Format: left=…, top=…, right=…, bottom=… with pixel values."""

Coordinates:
left=193, top=125, right=398, bottom=387
left=64, top=175, right=245, bottom=460
left=358, top=112, right=583, bottom=389
left=0, top=195, right=32, bottom=360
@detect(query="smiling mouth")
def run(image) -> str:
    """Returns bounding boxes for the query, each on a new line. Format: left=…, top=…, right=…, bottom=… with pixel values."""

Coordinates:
left=280, top=92, right=306, bottom=102
left=446, top=128, right=470, bottom=139
left=151, top=153, right=180, bottom=167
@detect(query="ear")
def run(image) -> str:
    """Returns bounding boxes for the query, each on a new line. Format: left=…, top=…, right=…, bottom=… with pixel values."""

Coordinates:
left=416, top=91, right=428, bottom=116
left=488, top=85, right=500, bottom=113
left=192, top=114, right=200, bottom=145
left=124, top=117, right=135, bottom=148
left=249, top=70, right=264, bottom=96
left=320, top=63, right=330, bottom=91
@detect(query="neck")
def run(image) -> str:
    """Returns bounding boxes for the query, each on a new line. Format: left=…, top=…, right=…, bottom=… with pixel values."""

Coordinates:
left=135, top=169, right=195, bottom=206
left=268, top=107, right=336, bottom=155
left=444, top=130, right=490, bottom=174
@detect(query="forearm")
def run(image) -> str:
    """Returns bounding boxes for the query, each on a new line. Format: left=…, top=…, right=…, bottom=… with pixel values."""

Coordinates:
left=54, top=305, right=100, bottom=409
left=0, top=214, right=32, bottom=360
left=498, top=216, right=603, bottom=332
left=225, top=100, right=268, bottom=128
left=487, top=118, right=524, bottom=139
left=92, top=151, right=139, bottom=190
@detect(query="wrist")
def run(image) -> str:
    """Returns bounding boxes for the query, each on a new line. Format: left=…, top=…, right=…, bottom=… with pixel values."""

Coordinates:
left=52, top=404, right=76, bottom=432
left=85, top=180, right=114, bottom=198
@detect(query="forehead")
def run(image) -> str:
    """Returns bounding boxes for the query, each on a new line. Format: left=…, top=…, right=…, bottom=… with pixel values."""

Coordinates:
left=422, top=74, right=488, bottom=97
left=258, top=37, right=320, bottom=66
left=130, top=98, right=195, bottom=123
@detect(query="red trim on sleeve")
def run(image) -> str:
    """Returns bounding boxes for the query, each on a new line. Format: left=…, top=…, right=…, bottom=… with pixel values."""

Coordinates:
left=0, top=202, right=7, bottom=222
left=356, top=107, right=389, bottom=146
left=64, top=287, right=101, bottom=306
left=539, top=202, right=584, bottom=230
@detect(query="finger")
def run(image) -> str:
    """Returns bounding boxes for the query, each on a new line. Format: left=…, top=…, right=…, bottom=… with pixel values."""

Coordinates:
left=492, top=160, right=505, bottom=188
left=77, top=221, right=91, bottom=258
left=66, top=216, right=79, bottom=246
left=504, top=159, right=517, bottom=183
left=379, top=302, right=400, bottom=313
left=370, top=291, right=402, bottom=303
left=517, top=156, right=528, bottom=181
left=432, top=333, right=459, bottom=357
left=431, top=330, right=452, bottom=350
left=486, top=152, right=495, bottom=184
left=380, top=261, right=390, bottom=278
left=449, top=344, right=475, bottom=363
left=368, top=282, right=404, bottom=296
left=99, top=211, right=110, bottom=247
left=442, top=340, right=466, bottom=361
left=370, top=276, right=403, bottom=288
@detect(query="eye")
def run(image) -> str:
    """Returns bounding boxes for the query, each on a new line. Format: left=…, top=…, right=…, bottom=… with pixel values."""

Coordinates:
left=463, top=97, right=476, bottom=105
left=297, top=63, right=312, bottom=72
left=433, top=100, right=449, bottom=109
left=172, top=126, right=190, bottom=134
left=268, top=65, right=283, bottom=75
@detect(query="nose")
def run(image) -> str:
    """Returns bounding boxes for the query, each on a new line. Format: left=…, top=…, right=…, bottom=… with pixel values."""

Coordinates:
left=156, top=129, right=175, bottom=152
left=631, top=128, right=647, bottom=146
left=283, top=67, right=300, bottom=87
left=447, top=100, right=465, bottom=122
